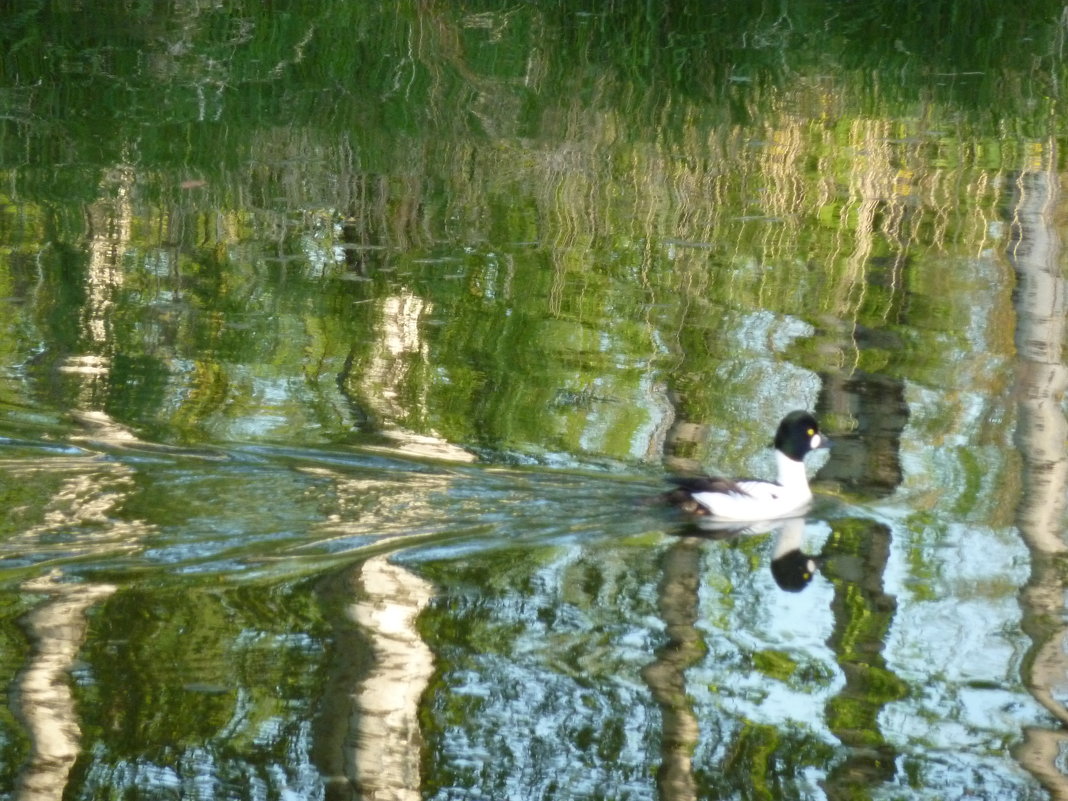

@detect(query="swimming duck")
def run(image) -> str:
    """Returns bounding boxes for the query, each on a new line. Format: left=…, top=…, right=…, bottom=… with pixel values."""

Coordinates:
left=665, top=410, right=829, bottom=522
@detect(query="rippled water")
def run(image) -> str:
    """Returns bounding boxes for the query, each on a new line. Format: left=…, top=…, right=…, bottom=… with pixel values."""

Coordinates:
left=0, top=406, right=1052, bottom=800
left=4, top=1, right=1068, bottom=799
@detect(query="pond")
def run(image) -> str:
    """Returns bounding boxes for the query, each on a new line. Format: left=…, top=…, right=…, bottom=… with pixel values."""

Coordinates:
left=2, top=2, right=1068, bottom=799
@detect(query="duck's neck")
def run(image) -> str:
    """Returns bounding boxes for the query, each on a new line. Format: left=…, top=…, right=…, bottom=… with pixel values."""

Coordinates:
left=775, top=451, right=812, bottom=497
left=772, top=516, right=805, bottom=559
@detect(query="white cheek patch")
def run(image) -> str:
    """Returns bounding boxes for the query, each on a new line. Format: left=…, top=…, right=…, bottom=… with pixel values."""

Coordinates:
left=810, top=433, right=822, bottom=449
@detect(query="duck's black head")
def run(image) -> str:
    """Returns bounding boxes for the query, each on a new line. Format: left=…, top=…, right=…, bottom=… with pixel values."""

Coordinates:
left=773, top=410, right=827, bottom=462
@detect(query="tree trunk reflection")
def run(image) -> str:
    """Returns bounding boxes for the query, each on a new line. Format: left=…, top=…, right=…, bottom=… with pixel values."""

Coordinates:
left=1008, top=142, right=1068, bottom=799
left=642, top=539, right=705, bottom=801
left=15, top=576, right=116, bottom=801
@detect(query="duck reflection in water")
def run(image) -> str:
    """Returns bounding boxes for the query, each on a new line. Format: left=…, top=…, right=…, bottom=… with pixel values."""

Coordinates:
left=673, top=516, right=823, bottom=592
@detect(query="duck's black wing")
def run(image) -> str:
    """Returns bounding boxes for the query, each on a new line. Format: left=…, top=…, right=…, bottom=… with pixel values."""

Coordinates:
left=662, top=475, right=753, bottom=514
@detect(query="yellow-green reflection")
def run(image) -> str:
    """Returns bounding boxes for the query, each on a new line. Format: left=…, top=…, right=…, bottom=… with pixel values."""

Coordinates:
left=0, top=1, right=1065, bottom=799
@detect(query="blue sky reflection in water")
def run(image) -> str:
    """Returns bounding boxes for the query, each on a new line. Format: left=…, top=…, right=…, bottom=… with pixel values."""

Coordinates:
left=0, top=1, right=1067, bottom=799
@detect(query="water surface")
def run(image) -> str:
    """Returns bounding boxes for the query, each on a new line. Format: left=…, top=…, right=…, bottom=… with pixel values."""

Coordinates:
left=2, top=2, right=1067, bottom=799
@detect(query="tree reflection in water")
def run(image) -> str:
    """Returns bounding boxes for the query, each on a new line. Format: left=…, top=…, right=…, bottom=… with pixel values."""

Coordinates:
left=1008, top=146, right=1068, bottom=800
left=16, top=575, right=116, bottom=801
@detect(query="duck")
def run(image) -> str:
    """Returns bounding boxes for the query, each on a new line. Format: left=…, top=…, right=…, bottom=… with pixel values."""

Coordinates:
left=664, top=410, right=829, bottom=522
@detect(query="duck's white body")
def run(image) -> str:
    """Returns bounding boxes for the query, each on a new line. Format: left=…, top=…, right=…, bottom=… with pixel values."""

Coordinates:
left=686, top=451, right=814, bottom=521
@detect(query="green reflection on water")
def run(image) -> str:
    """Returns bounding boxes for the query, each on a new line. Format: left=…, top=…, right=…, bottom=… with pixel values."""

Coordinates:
left=67, top=579, right=333, bottom=796
left=0, top=0, right=1066, bottom=799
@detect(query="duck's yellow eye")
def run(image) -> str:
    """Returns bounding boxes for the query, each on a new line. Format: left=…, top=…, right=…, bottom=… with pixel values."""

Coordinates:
left=807, top=428, right=815, bottom=436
